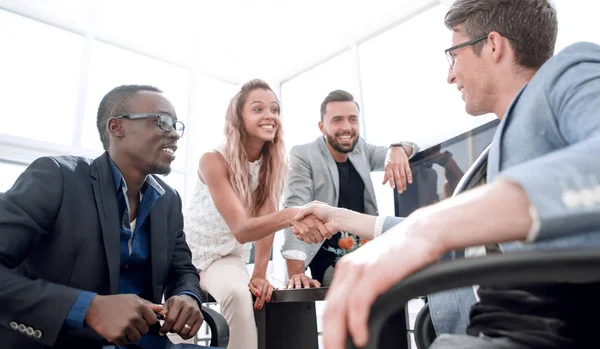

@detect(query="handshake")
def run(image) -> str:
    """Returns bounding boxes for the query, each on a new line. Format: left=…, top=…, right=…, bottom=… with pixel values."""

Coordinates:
left=288, top=202, right=372, bottom=244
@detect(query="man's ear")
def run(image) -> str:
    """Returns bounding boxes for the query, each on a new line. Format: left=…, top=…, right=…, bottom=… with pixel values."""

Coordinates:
left=488, top=31, right=508, bottom=64
left=318, top=121, right=325, bottom=135
left=107, top=117, right=125, bottom=139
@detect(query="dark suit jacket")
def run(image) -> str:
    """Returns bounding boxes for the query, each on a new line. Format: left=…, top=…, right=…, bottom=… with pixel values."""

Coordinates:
left=0, top=153, right=201, bottom=348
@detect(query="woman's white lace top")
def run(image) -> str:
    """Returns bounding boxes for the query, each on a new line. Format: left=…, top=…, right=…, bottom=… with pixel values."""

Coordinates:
left=185, top=149, right=260, bottom=270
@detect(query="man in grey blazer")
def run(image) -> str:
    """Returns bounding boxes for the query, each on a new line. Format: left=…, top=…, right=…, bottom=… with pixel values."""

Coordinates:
left=281, top=90, right=418, bottom=288
left=0, top=85, right=212, bottom=349
left=296, top=1, right=600, bottom=348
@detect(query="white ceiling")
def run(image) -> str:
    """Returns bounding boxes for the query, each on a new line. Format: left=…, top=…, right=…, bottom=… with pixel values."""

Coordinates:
left=0, top=0, right=444, bottom=83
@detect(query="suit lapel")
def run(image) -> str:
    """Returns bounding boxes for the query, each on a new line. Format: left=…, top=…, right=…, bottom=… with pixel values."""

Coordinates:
left=488, top=84, right=528, bottom=181
left=317, top=137, right=340, bottom=198
left=149, top=200, right=168, bottom=302
left=90, top=153, right=121, bottom=294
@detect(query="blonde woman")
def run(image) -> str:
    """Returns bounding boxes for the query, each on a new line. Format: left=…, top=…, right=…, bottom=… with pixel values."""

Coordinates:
left=184, top=79, right=325, bottom=349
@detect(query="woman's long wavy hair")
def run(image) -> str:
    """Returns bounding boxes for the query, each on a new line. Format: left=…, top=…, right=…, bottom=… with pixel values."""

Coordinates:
left=223, top=79, right=286, bottom=217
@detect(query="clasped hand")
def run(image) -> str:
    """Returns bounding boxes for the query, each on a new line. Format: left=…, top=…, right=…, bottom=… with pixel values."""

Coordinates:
left=290, top=202, right=341, bottom=244
left=85, top=294, right=203, bottom=346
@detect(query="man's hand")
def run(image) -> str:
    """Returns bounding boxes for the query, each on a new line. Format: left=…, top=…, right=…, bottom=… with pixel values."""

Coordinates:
left=158, top=294, right=203, bottom=339
left=294, top=202, right=343, bottom=235
left=295, top=202, right=377, bottom=240
left=84, top=294, right=163, bottom=346
left=249, top=277, right=275, bottom=310
left=291, top=213, right=332, bottom=243
left=285, top=273, right=321, bottom=289
left=383, top=146, right=413, bottom=193
left=322, top=219, right=441, bottom=349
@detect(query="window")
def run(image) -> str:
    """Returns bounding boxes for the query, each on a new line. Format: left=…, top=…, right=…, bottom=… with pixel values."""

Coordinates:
left=95, top=0, right=194, bottom=65
left=359, top=5, right=496, bottom=216
left=358, top=4, right=494, bottom=148
left=0, top=161, right=28, bottom=193
left=189, top=75, right=239, bottom=167
left=0, top=10, right=83, bottom=145
left=157, top=171, right=186, bottom=203
left=280, top=51, right=360, bottom=150
left=554, top=0, right=600, bottom=52
left=83, top=42, right=191, bottom=169
left=1, top=0, right=90, bottom=29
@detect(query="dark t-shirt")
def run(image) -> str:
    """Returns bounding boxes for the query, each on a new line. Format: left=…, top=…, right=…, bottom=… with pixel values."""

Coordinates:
left=308, top=159, right=365, bottom=283
left=467, top=282, right=600, bottom=348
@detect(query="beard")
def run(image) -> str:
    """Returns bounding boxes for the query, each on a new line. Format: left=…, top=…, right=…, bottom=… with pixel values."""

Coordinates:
left=150, top=162, right=172, bottom=175
left=324, top=132, right=359, bottom=154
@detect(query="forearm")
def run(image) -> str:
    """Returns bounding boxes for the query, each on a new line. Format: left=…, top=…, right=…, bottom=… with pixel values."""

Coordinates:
left=252, top=233, right=275, bottom=278
left=286, top=258, right=307, bottom=276
left=233, top=207, right=297, bottom=243
left=408, top=178, right=532, bottom=255
left=333, top=208, right=377, bottom=239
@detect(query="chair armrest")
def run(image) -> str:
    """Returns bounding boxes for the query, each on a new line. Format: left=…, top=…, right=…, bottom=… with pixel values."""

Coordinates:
left=348, top=248, right=600, bottom=349
left=201, top=305, right=229, bottom=348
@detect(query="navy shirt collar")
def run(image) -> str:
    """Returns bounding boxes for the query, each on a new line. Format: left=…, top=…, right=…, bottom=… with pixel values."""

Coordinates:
left=107, top=156, right=165, bottom=196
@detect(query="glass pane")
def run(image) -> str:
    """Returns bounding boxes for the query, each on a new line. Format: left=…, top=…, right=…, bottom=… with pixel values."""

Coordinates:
left=157, top=171, right=186, bottom=204
left=358, top=4, right=495, bottom=148
left=280, top=51, right=359, bottom=150
left=96, top=0, right=194, bottom=65
left=83, top=41, right=191, bottom=168
left=0, top=10, right=83, bottom=144
left=1, top=0, right=90, bottom=28
left=554, top=0, right=600, bottom=52
left=0, top=161, right=28, bottom=193
left=189, top=75, right=238, bottom=169
left=359, top=5, right=496, bottom=217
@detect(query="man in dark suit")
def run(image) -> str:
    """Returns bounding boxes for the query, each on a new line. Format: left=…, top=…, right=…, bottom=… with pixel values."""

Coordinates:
left=0, top=85, right=214, bottom=348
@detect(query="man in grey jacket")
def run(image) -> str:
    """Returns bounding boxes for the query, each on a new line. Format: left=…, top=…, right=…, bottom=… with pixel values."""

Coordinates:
left=281, top=89, right=418, bottom=288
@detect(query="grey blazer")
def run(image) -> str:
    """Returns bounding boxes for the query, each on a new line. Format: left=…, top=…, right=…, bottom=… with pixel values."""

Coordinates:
left=281, top=136, right=387, bottom=266
left=0, top=153, right=201, bottom=349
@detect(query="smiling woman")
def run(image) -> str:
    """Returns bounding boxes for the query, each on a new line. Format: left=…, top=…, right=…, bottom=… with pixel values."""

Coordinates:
left=183, top=79, right=307, bottom=349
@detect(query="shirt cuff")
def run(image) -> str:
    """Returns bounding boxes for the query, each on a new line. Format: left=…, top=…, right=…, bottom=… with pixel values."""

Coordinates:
left=65, top=291, right=96, bottom=329
left=177, top=291, right=203, bottom=306
left=281, top=250, right=307, bottom=261
left=373, top=215, right=387, bottom=238
left=402, top=141, right=420, bottom=160
left=525, top=205, right=542, bottom=242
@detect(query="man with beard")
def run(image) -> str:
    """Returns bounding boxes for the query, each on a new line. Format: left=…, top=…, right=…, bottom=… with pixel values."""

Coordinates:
left=281, top=89, right=418, bottom=287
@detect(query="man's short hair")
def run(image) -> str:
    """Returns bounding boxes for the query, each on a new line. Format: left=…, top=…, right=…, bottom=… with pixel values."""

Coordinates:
left=444, top=0, right=558, bottom=69
left=320, top=90, right=360, bottom=122
left=96, top=84, right=162, bottom=150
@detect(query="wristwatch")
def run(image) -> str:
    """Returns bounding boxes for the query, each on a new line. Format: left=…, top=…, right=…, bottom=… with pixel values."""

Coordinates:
left=389, top=141, right=419, bottom=159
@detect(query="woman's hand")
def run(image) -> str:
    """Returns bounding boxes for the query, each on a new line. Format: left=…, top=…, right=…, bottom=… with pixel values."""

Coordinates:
left=291, top=212, right=332, bottom=243
left=248, top=277, right=275, bottom=310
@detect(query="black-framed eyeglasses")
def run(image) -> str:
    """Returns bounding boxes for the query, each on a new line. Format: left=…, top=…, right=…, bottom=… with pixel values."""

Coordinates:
left=115, top=113, right=185, bottom=138
left=444, top=34, right=515, bottom=69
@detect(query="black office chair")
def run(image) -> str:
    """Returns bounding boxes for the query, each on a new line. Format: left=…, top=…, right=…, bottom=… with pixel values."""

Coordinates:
left=193, top=282, right=228, bottom=347
left=346, top=248, right=600, bottom=349
left=413, top=302, right=435, bottom=349
left=200, top=306, right=229, bottom=347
